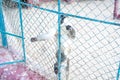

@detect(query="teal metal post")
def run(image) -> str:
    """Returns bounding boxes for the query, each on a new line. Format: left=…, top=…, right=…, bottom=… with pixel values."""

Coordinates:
left=58, top=0, right=61, bottom=80
left=18, top=0, right=26, bottom=62
left=0, top=0, right=8, bottom=47
left=116, top=62, right=120, bottom=80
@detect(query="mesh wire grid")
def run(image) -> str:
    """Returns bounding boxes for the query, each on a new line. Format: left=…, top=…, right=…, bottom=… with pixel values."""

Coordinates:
left=0, top=0, right=120, bottom=80
left=0, top=0, right=25, bottom=65
left=23, top=9, right=58, bottom=79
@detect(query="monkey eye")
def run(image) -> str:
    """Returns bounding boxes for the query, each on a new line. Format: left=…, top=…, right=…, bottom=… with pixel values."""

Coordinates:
left=66, top=25, right=71, bottom=30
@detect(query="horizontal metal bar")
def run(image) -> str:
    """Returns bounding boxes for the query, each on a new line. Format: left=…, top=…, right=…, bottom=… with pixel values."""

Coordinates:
left=12, top=0, right=120, bottom=27
left=0, top=60, right=25, bottom=66
left=60, top=12, right=120, bottom=27
left=0, top=30, right=24, bottom=39
left=12, top=0, right=58, bottom=14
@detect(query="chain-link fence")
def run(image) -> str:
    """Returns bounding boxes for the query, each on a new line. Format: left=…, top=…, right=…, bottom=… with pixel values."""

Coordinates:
left=0, top=0, right=120, bottom=80
left=0, top=0, right=26, bottom=65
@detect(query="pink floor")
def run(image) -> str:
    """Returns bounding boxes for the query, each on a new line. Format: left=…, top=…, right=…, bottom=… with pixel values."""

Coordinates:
left=0, top=46, right=47, bottom=80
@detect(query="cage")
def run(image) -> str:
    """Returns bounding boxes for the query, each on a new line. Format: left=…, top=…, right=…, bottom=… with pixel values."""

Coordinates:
left=0, top=0, right=120, bottom=80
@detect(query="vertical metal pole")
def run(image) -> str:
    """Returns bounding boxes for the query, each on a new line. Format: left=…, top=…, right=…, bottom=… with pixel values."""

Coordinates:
left=0, top=0, right=8, bottom=47
left=117, top=0, right=120, bottom=19
left=18, top=0, right=26, bottom=62
left=113, top=0, right=118, bottom=19
left=113, top=0, right=117, bottom=19
left=58, top=0, right=61, bottom=80
left=116, top=62, right=120, bottom=80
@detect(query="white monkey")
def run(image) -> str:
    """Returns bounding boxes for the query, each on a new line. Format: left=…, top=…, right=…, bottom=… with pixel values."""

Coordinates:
left=30, top=15, right=76, bottom=80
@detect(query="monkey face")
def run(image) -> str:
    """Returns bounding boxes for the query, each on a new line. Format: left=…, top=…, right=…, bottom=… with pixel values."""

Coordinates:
left=60, top=15, right=76, bottom=39
left=65, top=25, right=76, bottom=39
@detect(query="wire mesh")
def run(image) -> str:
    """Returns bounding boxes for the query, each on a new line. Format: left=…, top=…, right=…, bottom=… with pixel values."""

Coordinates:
left=64, top=17, right=120, bottom=80
left=0, top=0, right=120, bottom=80
left=0, top=0, right=25, bottom=65
left=23, top=9, right=58, bottom=79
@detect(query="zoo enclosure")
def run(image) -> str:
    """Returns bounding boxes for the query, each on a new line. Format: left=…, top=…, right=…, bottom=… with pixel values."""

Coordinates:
left=0, top=0, right=120, bottom=80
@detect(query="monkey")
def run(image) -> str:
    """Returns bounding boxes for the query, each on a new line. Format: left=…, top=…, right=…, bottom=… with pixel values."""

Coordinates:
left=30, top=15, right=76, bottom=77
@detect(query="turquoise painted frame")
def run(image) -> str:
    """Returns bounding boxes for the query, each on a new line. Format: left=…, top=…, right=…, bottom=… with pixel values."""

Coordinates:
left=58, top=0, right=61, bottom=80
left=18, top=0, right=26, bottom=62
left=12, top=0, right=120, bottom=26
left=0, top=0, right=8, bottom=47
left=0, top=0, right=26, bottom=65
left=116, top=62, right=120, bottom=80
left=0, top=0, right=120, bottom=80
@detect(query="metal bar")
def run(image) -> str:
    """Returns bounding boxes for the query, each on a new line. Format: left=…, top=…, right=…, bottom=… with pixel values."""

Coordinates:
left=18, top=0, right=26, bottom=62
left=0, top=30, right=24, bottom=39
left=12, top=0, right=58, bottom=14
left=116, top=62, right=120, bottom=80
left=113, top=0, right=118, bottom=19
left=113, top=0, right=120, bottom=19
left=0, top=0, right=8, bottom=47
left=12, top=0, right=120, bottom=26
left=59, top=12, right=120, bottom=26
left=58, top=0, right=61, bottom=80
left=0, top=60, right=24, bottom=66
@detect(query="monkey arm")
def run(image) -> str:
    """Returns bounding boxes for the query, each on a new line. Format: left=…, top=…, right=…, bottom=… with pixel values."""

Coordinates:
left=31, top=28, right=57, bottom=42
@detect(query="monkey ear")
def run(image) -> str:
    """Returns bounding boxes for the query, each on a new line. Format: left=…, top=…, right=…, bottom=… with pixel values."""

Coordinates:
left=60, top=15, right=67, bottom=24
